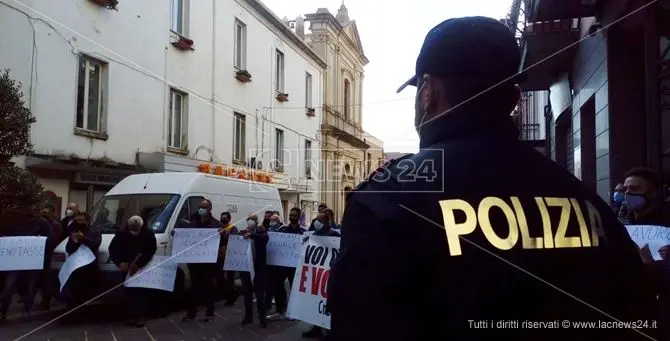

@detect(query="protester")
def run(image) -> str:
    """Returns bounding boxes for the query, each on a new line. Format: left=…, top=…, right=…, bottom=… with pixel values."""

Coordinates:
left=182, top=199, right=222, bottom=323
left=109, top=215, right=157, bottom=327
left=60, top=202, right=79, bottom=240
left=265, top=214, right=283, bottom=312
left=240, top=214, right=269, bottom=328
left=0, top=211, right=52, bottom=322
left=328, top=16, right=651, bottom=341
left=303, top=211, right=340, bottom=340
left=262, top=211, right=273, bottom=229
left=36, top=206, right=60, bottom=311
left=218, top=211, right=238, bottom=306
left=62, top=212, right=101, bottom=322
left=307, top=204, right=328, bottom=231
left=267, top=208, right=304, bottom=321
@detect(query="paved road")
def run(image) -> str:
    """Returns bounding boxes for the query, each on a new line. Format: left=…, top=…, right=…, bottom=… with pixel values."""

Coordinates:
left=0, top=301, right=310, bottom=341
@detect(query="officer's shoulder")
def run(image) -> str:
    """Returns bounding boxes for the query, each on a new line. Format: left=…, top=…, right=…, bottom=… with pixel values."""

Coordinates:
left=353, top=154, right=415, bottom=190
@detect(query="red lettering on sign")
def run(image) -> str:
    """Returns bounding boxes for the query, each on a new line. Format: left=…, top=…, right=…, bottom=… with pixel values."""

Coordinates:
left=299, top=265, right=308, bottom=293
left=320, top=270, right=330, bottom=299
left=310, top=267, right=324, bottom=295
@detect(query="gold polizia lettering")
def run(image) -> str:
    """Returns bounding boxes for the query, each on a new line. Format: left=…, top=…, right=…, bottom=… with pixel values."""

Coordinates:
left=439, top=199, right=477, bottom=256
left=477, top=197, right=519, bottom=251
left=570, top=198, right=592, bottom=247
left=535, top=197, right=554, bottom=249
left=545, top=197, right=581, bottom=248
left=585, top=201, right=604, bottom=247
left=510, top=197, right=543, bottom=249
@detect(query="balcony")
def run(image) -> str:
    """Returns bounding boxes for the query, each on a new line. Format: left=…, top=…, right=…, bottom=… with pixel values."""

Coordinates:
left=321, top=105, right=369, bottom=149
left=518, top=19, right=581, bottom=91
left=526, top=0, right=597, bottom=23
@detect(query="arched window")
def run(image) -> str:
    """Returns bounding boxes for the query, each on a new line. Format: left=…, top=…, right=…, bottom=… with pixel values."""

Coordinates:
left=344, top=79, right=351, bottom=119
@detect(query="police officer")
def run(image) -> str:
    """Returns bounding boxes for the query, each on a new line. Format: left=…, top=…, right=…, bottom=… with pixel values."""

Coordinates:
left=328, top=16, right=652, bottom=341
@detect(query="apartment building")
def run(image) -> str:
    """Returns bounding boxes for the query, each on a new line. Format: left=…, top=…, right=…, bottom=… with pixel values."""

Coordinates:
left=0, top=0, right=325, bottom=219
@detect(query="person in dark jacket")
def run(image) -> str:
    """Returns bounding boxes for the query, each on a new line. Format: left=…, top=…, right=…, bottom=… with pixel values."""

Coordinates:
left=60, top=202, right=79, bottom=241
left=36, top=206, right=60, bottom=311
left=62, top=212, right=101, bottom=321
left=303, top=211, right=340, bottom=340
left=218, top=211, right=239, bottom=306
left=328, top=17, right=652, bottom=341
left=109, top=215, right=157, bottom=327
left=307, top=204, right=328, bottom=231
left=182, top=199, right=222, bottom=323
left=0, top=213, right=52, bottom=321
left=265, top=214, right=282, bottom=314
left=240, top=214, right=269, bottom=328
left=623, top=167, right=670, bottom=340
left=267, top=208, right=305, bottom=321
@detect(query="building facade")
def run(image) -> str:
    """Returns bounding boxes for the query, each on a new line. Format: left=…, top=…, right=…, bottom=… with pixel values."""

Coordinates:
left=364, top=134, right=385, bottom=177
left=520, top=0, right=670, bottom=203
left=289, top=5, right=370, bottom=222
left=0, top=0, right=325, bottom=220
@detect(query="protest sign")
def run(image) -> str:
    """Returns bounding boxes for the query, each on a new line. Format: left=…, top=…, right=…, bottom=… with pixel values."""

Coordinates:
left=125, top=256, right=178, bottom=292
left=266, top=232, right=303, bottom=267
left=626, top=225, right=670, bottom=260
left=58, top=245, right=97, bottom=292
left=171, top=228, right=220, bottom=263
left=223, top=235, right=254, bottom=281
left=287, top=235, right=340, bottom=329
left=0, top=236, right=47, bottom=271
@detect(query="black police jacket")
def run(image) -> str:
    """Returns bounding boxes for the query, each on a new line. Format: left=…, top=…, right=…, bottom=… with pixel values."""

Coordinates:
left=328, top=109, right=653, bottom=341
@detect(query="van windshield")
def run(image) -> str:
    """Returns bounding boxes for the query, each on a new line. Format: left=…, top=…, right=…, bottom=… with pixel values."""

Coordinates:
left=90, top=194, right=181, bottom=234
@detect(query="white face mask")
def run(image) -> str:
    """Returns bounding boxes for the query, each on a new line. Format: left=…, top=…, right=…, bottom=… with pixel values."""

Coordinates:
left=129, top=229, right=141, bottom=236
left=313, top=221, right=324, bottom=231
left=65, top=209, right=74, bottom=217
left=269, top=221, right=278, bottom=228
left=247, top=220, right=256, bottom=228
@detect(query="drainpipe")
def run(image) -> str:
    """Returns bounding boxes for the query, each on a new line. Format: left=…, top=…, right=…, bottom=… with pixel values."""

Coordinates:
left=210, top=0, right=217, bottom=160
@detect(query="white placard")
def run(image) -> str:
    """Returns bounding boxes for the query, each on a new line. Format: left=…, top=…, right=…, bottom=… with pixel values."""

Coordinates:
left=58, top=245, right=97, bottom=292
left=266, top=232, right=303, bottom=268
left=124, top=256, right=178, bottom=292
left=287, top=235, right=340, bottom=330
left=223, top=235, right=254, bottom=281
left=0, top=236, right=47, bottom=271
left=626, top=225, right=670, bottom=260
left=171, top=228, right=220, bottom=263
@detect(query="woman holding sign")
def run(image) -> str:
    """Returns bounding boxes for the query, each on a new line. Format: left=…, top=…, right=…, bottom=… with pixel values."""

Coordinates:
left=109, top=215, right=157, bottom=327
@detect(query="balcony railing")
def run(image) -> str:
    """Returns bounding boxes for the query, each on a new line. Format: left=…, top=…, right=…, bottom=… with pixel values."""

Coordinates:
left=321, top=105, right=365, bottom=142
left=519, top=123, right=541, bottom=141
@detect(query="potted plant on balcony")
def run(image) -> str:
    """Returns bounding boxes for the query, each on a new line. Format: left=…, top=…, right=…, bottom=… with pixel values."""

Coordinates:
left=90, top=0, right=118, bottom=10
left=235, top=69, right=252, bottom=83
left=306, top=107, right=316, bottom=117
left=171, top=36, right=194, bottom=51
left=276, top=92, right=289, bottom=102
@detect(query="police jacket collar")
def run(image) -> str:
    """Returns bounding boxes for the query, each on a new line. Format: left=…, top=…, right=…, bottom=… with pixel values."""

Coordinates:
left=419, top=107, right=519, bottom=149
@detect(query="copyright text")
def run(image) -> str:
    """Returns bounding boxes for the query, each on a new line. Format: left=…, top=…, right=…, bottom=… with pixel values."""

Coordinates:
left=468, top=319, right=657, bottom=329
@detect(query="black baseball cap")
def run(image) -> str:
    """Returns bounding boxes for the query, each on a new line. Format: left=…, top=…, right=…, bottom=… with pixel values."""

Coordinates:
left=396, top=16, right=523, bottom=93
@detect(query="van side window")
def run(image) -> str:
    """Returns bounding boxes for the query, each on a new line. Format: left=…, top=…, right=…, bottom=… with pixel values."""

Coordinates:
left=177, top=196, right=206, bottom=225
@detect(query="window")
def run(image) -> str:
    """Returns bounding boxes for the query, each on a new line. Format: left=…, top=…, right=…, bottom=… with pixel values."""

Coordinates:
left=90, top=194, right=182, bottom=234
left=275, top=129, right=284, bottom=170
left=344, top=79, right=351, bottom=119
left=234, top=19, right=247, bottom=69
left=233, top=113, right=246, bottom=161
left=171, top=0, right=186, bottom=35
left=305, top=140, right=312, bottom=178
left=176, top=196, right=206, bottom=226
left=305, top=72, right=313, bottom=108
left=275, top=50, right=285, bottom=92
left=168, top=89, right=187, bottom=149
left=76, top=55, right=105, bottom=132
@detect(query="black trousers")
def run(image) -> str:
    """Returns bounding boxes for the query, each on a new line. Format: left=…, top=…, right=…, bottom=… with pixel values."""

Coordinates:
left=186, top=264, right=217, bottom=317
left=270, top=266, right=296, bottom=314
left=0, top=271, right=39, bottom=316
left=241, top=268, right=267, bottom=322
left=125, top=287, right=150, bottom=320
left=63, top=264, right=98, bottom=311
left=222, top=271, right=237, bottom=303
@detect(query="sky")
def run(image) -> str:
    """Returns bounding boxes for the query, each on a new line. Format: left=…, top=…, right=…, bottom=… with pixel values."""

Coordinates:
left=261, top=0, right=512, bottom=153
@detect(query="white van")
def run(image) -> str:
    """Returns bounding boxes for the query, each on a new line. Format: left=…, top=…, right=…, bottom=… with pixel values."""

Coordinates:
left=51, top=172, right=283, bottom=297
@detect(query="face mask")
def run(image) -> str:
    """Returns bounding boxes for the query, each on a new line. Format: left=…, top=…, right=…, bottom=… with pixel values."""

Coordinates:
left=247, top=220, right=256, bottom=228
left=198, top=208, right=207, bottom=216
left=625, top=194, right=647, bottom=212
left=269, top=222, right=278, bottom=228
left=414, top=81, right=429, bottom=138
left=65, top=209, right=74, bottom=217
left=313, top=221, right=324, bottom=231
left=221, top=218, right=230, bottom=225
left=129, top=229, right=141, bottom=236
left=612, top=192, right=625, bottom=204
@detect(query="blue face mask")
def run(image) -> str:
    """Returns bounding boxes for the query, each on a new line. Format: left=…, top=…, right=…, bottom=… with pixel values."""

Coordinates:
left=198, top=208, right=207, bottom=216
left=612, top=192, right=625, bottom=204
left=625, top=194, right=647, bottom=212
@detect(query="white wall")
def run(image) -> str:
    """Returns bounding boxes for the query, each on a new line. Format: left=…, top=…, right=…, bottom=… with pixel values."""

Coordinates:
left=0, top=0, right=323, bottom=191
